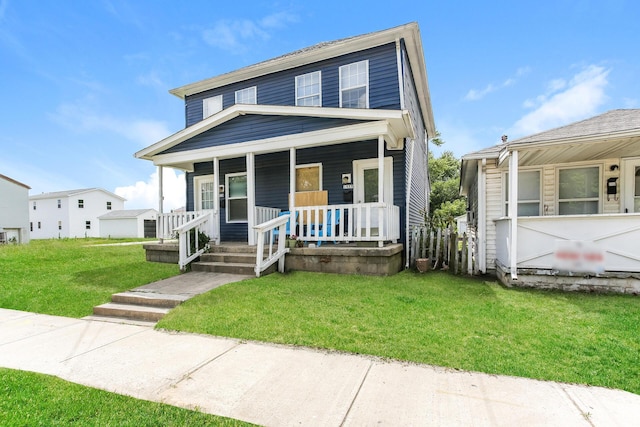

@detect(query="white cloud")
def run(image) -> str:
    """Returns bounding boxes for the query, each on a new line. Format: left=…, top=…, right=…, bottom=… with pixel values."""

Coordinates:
left=202, top=11, right=299, bottom=53
left=465, top=66, right=530, bottom=101
left=50, top=99, right=171, bottom=146
left=115, top=169, right=185, bottom=211
left=510, top=65, right=610, bottom=137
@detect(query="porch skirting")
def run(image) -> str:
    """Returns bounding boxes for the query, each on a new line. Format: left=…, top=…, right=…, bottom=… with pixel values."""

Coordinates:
left=144, top=242, right=179, bottom=264
left=496, top=262, right=640, bottom=295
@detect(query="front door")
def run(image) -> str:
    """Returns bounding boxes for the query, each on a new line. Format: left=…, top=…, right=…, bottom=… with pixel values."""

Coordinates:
left=193, top=175, right=215, bottom=211
left=623, top=158, right=640, bottom=213
left=353, top=158, right=393, bottom=233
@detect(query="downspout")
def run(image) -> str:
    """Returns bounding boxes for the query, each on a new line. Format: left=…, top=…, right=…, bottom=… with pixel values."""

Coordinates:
left=508, top=150, right=519, bottom=280
left=395, top=39, right=405, bottom=110
left=378, top=135, right=385, bottom=248
left=477, top=158, right=487, bottom=273
left=405, top=138, right=415, bottom=269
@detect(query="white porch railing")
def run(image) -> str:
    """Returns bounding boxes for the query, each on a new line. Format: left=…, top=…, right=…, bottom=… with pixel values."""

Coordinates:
left=157, top=210, right=219, bottom=241
left=293, top=202, right=400, bottom=245
left=495, top=213, right=640, bottom=273
left=174, top=211, right=215, bottom=271
left=253, top=213, right=290, bottom=277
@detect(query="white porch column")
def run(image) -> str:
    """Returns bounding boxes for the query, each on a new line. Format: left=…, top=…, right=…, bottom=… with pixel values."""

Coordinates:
left=289, top=147, right=296, bottom=211
left=378, top=135, right=385, bottom=247
left=158, top=166, right=164, bottom=243
left=508, top=150, right=519, bottom=279
left=247, top=152, right=256, bottom=245
left=213, top=157, right=220, bottom=245
left=477, top=159, right=487, bottom=273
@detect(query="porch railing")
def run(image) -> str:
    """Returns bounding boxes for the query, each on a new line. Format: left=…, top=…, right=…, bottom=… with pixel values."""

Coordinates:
left=293, top=202, right=400, bottom=245
left=157, top=210, right=219, bottom=241
left=253, top=213, right=290, bottom=277
left=495, top=213, right=640, bottom=273
left=173, top=211, right=215, bottom=271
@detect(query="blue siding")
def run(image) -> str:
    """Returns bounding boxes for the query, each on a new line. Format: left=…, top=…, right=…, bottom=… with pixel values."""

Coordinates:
left=184, top=42, right=400, bottom=127
left=161, top=116, right=363, bottom=155
left=188, top=141, right=407, bottom=243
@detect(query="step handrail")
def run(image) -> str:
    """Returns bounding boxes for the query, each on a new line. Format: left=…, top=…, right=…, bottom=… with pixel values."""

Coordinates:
left=253, top=213, right=290, bottom=277
left=176, top=211, right=214, bottom=271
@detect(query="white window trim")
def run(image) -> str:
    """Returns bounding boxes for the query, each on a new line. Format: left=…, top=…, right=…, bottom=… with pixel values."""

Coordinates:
left=503, top=168, right=542, bottom=217
left=203, top=95, right=223, bottom=119
left=295, top=163, right=323, bottom=192
left=339, top=60, right=369, bottom=108
left=556, top=164, right=602, bottom=215
left=295, top=71, right=322, bottom=107
left=226, top=172, right=248, bottom=223
left=235, top=86, right=257, bottom=105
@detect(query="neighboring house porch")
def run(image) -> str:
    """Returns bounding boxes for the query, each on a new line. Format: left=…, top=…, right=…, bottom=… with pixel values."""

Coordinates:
left=461, top=109, right=640, bottom=293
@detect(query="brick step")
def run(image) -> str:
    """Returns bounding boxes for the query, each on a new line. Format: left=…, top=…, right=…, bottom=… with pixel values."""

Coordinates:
left=111, top=291, right=187, bottom=308
left=93, top=302, right=171, bottom=323
left=199, top=253, right=257, bottom=264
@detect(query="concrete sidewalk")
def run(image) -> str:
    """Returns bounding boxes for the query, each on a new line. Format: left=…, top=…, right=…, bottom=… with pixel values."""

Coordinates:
left=1, top=308, right=638, bottom=426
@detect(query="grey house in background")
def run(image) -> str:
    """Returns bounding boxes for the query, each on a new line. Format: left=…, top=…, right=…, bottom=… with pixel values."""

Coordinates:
left=136, top=22, right=436, bottom=269
left=0, top=174, right=30, bottom=244
left=99, top=209, right=158, bottom=238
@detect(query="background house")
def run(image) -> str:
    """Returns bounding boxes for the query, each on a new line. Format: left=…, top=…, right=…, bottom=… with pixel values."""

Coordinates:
left=0, top=174, right=31, bottom=244
left=99, top=209, right=158, bottom=238
left=135, top=22, right=436, bottom=271
left=29, top=188, right=126, bottom=239
left=460, top=109, right=640, bottom=293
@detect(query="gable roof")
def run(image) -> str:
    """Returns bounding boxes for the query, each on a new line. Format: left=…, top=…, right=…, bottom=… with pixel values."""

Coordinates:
left=98, top=209, right=156, bottom=219
left=167, top=22, right=435, bottom=138
left=0, top=174, right=30, bottom=190
left=29, top=188, right=126, bottom=201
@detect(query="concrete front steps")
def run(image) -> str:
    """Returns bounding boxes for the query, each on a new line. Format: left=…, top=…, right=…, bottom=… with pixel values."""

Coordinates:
left=88, top=291, right=189, bottom=326
left=191, top=244, right=276, bottom=276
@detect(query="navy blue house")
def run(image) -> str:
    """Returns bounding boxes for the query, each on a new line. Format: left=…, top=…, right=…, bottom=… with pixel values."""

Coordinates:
left=136, top=22, right=436, bottom=267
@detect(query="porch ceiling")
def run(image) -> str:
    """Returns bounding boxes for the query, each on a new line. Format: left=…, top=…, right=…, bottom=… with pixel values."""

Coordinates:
left=499, top=135, right=640, bottom=167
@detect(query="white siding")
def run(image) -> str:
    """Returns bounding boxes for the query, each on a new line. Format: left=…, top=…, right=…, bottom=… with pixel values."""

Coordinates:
left=484, top=163, right=502, bottom=271
left=0, top=177, right=30, bottom=243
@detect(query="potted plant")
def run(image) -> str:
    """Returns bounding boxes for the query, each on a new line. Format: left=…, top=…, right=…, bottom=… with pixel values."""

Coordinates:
left=286, top=235, right=299, bottom=248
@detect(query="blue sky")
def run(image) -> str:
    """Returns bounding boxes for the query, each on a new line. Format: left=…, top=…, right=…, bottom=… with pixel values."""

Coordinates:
left=1, top=0, right=638, bottom=210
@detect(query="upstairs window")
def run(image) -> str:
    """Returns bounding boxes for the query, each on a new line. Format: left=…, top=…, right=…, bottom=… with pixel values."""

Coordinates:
left=339, top=60, right=369, bottom=108
left=57, top=199, right=61, bottom=208
left=33, top=202, right=36, bottom=210
left=85, top=221, right=91, bottom=230
left=106, top=201, right=112, bottom=210
left=558, top=166, right=600, bottom=215
left=78, top=199, right=84, bottom=209
left=295, top=71, right=321, bottom=106
left=235, top=86, right=257, bottom=105
left=203, top=95, right=223, bottom=119
left=226, top=173, right=248, bottom=222
left=505, top=170, right=541, bottom=216
left=58, top=221, right=62, bottom=230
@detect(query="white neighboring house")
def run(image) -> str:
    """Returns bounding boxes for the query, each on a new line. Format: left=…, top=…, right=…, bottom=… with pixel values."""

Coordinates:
left=0, top=174, right=31, bottom=244
left=99, top=209, right=158, bottom=238
left=29, top=188, right=126, bottom=239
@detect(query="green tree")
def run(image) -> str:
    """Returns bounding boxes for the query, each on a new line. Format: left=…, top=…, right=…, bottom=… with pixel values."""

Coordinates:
left=429, top=148, right=466, bottom=227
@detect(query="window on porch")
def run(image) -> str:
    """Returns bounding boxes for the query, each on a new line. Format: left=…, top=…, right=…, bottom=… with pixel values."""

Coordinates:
left=558, top=166, right=600, bottom=215
left=226, top=173, right=248, bottom=222
left=295, top=163, right=322, bottom=192
left=505, top=170, right=541, bottom=216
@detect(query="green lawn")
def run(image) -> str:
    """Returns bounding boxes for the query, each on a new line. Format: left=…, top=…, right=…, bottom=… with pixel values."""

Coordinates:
left=0, top=368, right=254, bottom=426
left=158, top=270, right=640, bottom=395
left=0, top=238, right=180, bottom=318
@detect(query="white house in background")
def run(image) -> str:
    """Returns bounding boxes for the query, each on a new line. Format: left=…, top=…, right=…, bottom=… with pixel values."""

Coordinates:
left=0, top=174, right=31, bottom=244
left=460, top=109, right=640, bottom=293
left=99, top=209, right=158, bottom=238
left=29, top=188, right=126, bottom=239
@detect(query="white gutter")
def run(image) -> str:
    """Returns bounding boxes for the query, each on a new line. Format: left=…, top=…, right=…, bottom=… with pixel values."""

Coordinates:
left=508, top=150, right=519, bottom=280
left=477, top=158, right=487, bottom=273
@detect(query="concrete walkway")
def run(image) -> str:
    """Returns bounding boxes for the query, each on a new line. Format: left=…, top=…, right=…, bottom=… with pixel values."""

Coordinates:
left=1, top=308, right=639, bottom=426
